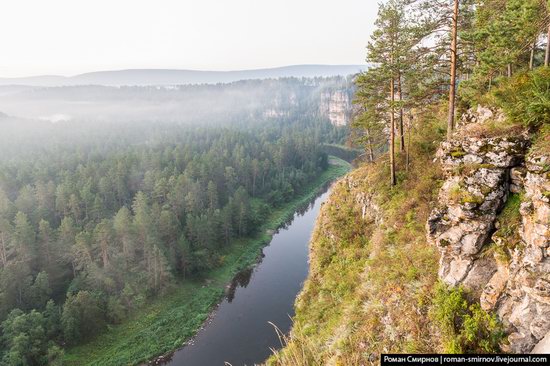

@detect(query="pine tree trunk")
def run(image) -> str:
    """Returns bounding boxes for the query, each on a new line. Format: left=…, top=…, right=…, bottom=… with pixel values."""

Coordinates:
left=123, top=238, right=129, bottom=270
left=397, top=73, right=405, bottom=152
left=406, top=114, right=412, bottom=172
left=530, top=41, right=536, bottom=70
left=153, top=251, right=158, bottom=290
left=45, top=239, right=51, bottom=266
left=0, top=233, right=6, bottom=268
left=546, top=24, right=550, bottom=67
left=447, top=0, right=459, bottom=141
left=159, top=256, right=164, bottom=288
left=390, top=77, right=396, bottom=186
left=102, top=246, right=109, bottom=268
left=366, top=127, right=375, bottom=162
left=146, top=250, right=151, bottom=278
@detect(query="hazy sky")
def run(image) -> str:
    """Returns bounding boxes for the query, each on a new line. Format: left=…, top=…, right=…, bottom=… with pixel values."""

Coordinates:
left=0, top=0, right=378, bottom=77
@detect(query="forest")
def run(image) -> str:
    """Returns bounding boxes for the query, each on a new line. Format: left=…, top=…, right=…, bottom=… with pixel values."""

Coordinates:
left=0, top=78, right=348, bottom=365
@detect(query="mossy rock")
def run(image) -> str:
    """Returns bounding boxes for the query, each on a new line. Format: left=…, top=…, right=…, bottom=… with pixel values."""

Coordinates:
left=460, top=194, right=484, bottom=205
left=480, top=185, right=495, bottom=196
left=477, top=143, right=493, bottom=154
left=451, top=151, right=467, bottom=158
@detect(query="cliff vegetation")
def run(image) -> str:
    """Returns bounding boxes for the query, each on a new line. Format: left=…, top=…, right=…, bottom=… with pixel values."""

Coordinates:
left=271, top=0, right=550, bottom=362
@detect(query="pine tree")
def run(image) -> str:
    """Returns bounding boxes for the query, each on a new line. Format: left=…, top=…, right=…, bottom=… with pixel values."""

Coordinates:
left=93, top=219, right=113, bottom=269
left=468, top=0, right=545, bottom=83
left=13, top=212, right=36, bottom=267
left=448, top=0, right=459, bottom=140
left=365, top=0, right=410, bottom=185
left=38, top=220, right=55, bottom=267
left=113, top=206, right=134, bottom=268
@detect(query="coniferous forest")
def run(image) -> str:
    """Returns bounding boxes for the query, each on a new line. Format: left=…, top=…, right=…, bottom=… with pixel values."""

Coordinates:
left=0, top=78, right=349, bottom=365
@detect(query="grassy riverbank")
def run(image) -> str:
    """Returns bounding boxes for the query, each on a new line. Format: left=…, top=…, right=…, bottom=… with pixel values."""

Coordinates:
left=64, top=158, right=350, bottom=366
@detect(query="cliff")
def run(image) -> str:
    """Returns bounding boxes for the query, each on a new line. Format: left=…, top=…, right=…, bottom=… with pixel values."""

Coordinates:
left=319, top=89, right=353, bottom=126
left=269, top=105, right=550, bottom=364
left=259, top=81, right=354, bottom=127
left=427, top=106, right=550, bottom=353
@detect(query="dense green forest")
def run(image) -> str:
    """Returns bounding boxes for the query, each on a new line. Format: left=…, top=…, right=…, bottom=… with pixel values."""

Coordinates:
left=0, top=77, right=349, bottom=365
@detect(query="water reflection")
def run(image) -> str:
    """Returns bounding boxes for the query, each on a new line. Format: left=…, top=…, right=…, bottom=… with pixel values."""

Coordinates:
left=275, top=181, right=331, bottom=232
left=226, top=267, right=254, bottom=303
left=225, top=184, right=330, bottom=304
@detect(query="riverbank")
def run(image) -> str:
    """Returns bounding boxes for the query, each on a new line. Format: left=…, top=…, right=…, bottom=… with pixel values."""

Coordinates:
left=63, top=158, right=350, bottom=366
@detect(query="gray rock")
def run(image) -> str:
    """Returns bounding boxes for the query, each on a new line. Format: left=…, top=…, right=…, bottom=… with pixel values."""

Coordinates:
left=530, top=317, right=550, bottom=341
left=426, top=109, right=550, bottom=353
left=462, top=256, right=497, bottom=298
left=480, top=261, right=509, bottom=311
left=532, top=332, right=550, bottom=353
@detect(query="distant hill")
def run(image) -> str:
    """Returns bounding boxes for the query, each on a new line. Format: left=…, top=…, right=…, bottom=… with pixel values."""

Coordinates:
left=0, top=65, right=367, bottom=87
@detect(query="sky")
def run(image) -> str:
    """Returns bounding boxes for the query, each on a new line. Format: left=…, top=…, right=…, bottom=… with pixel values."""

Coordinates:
left=0, top=0, right=379, bottom=77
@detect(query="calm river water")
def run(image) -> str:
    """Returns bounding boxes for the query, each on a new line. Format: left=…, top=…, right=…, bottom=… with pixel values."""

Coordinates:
left=163, top=186, right=331, bottom=366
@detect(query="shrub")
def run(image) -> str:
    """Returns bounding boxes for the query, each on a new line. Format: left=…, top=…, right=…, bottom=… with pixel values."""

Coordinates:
left=493, top=68, right=550, bottom=127
left=458, top=75, right=497, bottom=111
left=431, top=282, right=505, bottom=353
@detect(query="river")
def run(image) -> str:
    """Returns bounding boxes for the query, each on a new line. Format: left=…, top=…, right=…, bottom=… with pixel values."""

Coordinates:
left=162, top=186, right=331, bottom=366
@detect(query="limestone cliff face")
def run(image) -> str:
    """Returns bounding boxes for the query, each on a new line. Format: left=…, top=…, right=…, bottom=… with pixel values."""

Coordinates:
left=491, top=151, right=550, bottom=353
left=427, top=106, right=550, bottom=353
left=260, top=86, right=353, bottom=126
left=319, top=89, right=352, bottom=126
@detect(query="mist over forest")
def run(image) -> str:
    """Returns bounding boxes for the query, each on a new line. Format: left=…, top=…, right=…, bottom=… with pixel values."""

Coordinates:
left=0, top=77, right=351, bottom=124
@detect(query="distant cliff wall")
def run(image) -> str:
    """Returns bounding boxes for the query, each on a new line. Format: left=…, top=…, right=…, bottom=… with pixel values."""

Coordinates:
left=319, top=89, right=353, bottom=126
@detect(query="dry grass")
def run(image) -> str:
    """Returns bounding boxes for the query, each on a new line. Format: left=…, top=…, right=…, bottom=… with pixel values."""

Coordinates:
left=459, top=122, right=525, bottom=139
left=530, top=124, right=550, bottom=156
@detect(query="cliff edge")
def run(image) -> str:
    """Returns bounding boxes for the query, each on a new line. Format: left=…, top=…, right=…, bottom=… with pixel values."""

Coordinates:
left=269, top=105, right=550, bottom=365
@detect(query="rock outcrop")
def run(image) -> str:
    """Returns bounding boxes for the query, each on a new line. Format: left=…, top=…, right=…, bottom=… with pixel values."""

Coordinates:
left=320, top=89, right=352, bottom=127
left=426, top=131, right=529, bottom=288
left=457, top=105, right=505, bottom=128
left=487, top=152, right=550, bottom=353
left=427, top=106, right=550, bottom=353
